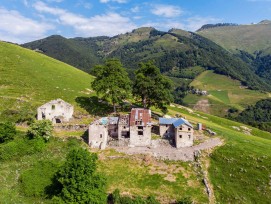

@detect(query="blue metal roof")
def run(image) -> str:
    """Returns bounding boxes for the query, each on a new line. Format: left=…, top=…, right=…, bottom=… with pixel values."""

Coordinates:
left=159, top=118, right=178, bottom=125
left=172, top=118, right=193, bottom=128
left=109, top=117, right=119, bottom=125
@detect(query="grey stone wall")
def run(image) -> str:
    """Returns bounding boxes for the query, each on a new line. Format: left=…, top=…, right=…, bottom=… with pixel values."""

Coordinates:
left=174, top=125, right=194, bottom=148
left=88, top=124, right=108, bottom=149
left=159, top=124, right=175, bottom=138
left=130, top=125, right=151, bottom=146
left=37, top=99, right=73, bottom=124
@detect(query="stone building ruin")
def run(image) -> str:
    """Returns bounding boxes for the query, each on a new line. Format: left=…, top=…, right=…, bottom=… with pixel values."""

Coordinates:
left=37, top=99, right=74, bottom=124
left=129, top=108, right=152, bottom=147
left=159, top=118, right=194, bottom=147
left=89, top=108, right=194, bottom=149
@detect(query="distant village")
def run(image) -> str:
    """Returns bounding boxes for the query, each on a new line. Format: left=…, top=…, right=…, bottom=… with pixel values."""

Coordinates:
left=37, top=99, right=195, bottom=149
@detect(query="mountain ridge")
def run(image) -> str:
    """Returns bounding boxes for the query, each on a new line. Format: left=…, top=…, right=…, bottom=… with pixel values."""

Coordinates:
left=22, top=27, right=271, bottom=93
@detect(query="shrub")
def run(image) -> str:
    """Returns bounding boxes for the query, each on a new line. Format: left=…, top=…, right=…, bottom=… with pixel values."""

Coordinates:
left=52, top=148, right=107, bottom=203
left=0, top=122, right=16, bottom=143
left=27, top=120, right=53, bottom=141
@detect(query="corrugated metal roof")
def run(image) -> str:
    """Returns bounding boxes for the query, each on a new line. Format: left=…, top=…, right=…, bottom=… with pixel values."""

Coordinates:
left=159, top=118, right=178, bottom=125
left=172, top=118, right=193, bottom=128
left=109, top=117, right=119, bottom=125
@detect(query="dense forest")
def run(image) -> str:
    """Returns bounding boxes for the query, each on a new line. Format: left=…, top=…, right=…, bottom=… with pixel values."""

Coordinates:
left=235, top=99, right=271, bottom=132
left=197, top=23, right=239, bottom=32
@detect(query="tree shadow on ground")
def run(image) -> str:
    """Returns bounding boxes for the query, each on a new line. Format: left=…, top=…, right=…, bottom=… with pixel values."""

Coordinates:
left=81, top=129, right=88, bottom=144
left=75, top=96, right=113, bottom=116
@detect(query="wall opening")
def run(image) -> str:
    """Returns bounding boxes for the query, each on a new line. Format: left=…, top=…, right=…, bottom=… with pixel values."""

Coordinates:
left=52, top=105, right=55, bottom=110
left=55, top=118, right=61, bottom=123
left=138, top=131, right=143, bottom=135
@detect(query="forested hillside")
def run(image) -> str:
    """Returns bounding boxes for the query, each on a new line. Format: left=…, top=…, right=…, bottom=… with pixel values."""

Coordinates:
left=22, top=27, right=271, bottom=92
left=234, top=99, right=271, bottom=132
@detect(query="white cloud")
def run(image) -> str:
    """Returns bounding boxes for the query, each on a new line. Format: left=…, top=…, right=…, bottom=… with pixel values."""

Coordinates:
left=131, top=6, right=140, bottom=13
left=100, top=0, right=127, bottom=3
left=151, top=4, right=182, bottom=18
left=0, top=8, right=54, bottom=43
left=33, top=1, right=136, bottom=37
left=184, top=16, right=222, bottom=31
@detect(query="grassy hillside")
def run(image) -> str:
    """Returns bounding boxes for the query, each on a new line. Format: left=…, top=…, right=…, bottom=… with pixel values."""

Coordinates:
left=197, top=22, right=271, bottom=55
left=0, top=41, right=95, bottom=122
left=183, top=70, right=270, bottom=116
left=1, top=105, right=271, bottom=203
left=165, top=105, right=271, bottom=203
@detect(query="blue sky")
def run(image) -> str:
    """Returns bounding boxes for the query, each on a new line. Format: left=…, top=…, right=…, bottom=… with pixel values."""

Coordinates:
left=0, top=0, right=271, bottom=43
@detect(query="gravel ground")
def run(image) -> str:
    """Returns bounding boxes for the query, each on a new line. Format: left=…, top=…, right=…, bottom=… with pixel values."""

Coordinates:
left=112, top=138, right=223, bottom=161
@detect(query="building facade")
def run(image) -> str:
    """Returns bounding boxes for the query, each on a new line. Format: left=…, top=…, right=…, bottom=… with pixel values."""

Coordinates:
left=129, top=108, right=152, bottom=146
left=37, top=99, right=73, bottom=124
left=159, top=118, right=194, bottom=148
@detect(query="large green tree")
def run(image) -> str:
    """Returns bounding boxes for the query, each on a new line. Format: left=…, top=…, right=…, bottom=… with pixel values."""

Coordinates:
left=91, top=58, right=131, bottom=112
left=133, top=61, right=173, bottom=113
left=53, top=148, right=107, bottom=204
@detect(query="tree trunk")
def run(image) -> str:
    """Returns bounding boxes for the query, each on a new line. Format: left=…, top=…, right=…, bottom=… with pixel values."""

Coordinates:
left=142, top=96, right=147, bottom=109
left=113, top=103, right=116, bottom=113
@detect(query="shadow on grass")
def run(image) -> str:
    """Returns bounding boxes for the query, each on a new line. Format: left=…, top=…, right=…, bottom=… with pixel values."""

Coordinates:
left=75, top=96, right=112, bottom=116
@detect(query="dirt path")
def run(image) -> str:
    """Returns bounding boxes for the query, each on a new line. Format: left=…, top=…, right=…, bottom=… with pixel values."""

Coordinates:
left=112, top=138, right=222, bottom=162
left=194, top=99, right=210, bottom=113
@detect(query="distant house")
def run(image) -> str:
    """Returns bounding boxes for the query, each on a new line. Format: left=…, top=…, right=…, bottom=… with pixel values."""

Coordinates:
left=159, top=118, right=194, bottom=148
left=37, top=99, right=73, bottom=124
left=129, top=108, right=152, bottom=146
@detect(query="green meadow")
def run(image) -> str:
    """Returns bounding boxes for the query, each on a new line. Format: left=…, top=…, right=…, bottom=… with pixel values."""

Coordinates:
left=0, top=41, right=95, bottom=121
left=185, top=70, right=270, bottom=116
left=0, top=41, right=270, bottom=203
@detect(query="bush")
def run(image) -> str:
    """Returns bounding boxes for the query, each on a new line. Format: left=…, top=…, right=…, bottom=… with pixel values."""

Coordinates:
left=0, top=137, right=46, bottom=161
left=0, top=122, right=16, bottom=143
left=52, top=148, right=107, bottom=203
left=27, top=120, right=53, bottom=141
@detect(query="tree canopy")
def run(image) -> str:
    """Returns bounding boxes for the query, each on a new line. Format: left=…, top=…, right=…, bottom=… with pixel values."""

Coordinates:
left=133, top=61, right=173, bottom=113
left=91, top=58, right=131, bottom=112
left=53, top=148, right=107, bottom=203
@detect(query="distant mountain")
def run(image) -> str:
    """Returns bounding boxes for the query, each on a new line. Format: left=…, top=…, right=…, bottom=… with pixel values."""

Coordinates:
left=197, top=20, right=271, bottom=55
left=197, top=21, right=271, bottom=82
left=22, top=27, right=271, bottom=92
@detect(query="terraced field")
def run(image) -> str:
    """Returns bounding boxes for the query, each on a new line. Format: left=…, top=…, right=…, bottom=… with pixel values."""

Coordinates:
left=184, top=70, right=270, bottom=116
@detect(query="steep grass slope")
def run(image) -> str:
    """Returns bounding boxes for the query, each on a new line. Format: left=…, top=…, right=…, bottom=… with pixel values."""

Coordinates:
left=0, top=41, right=95, bottom=122
left=183, top=70, right=270, bottom=116
left=198, top=22, right=271, bottom=55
